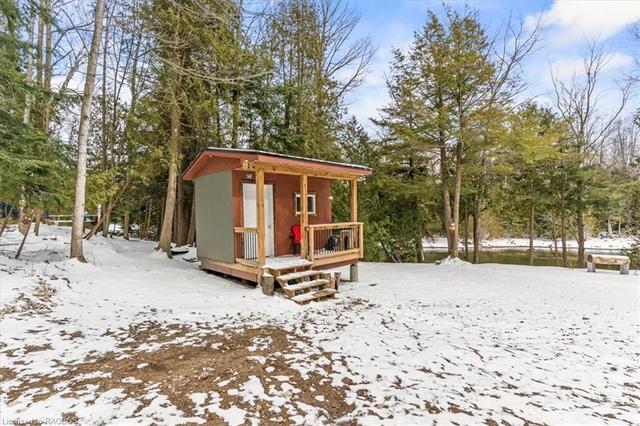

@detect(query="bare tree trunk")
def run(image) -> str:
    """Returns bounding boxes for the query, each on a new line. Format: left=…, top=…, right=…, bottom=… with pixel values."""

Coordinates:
left=33, top=209, right=42, bottom=236
left=186, top=198, right=196, bottom=245
left=157, top=197, right=165, bottom=242
left=440, top=146, right=453, bottom=257
left=231, top=89, right=240, bottom=148
left=463, top=203, right=469, bottom=260
left=102, top=201, right=111, bottom=237
left=552, top=211, right=558, bottom=259
left=86, top=215, right=105, bottom=240
left=172, top=195, right=178, bottom=244
left=472, top=195, right=480, bottom=264
left=99, top=13, right=109, bottom=234
left=23, top=8, right=35, bottom=124
left=176, top=176, right=187, bottom=246
left=157, top=78, right=181, bottom=257
left=35, top=0, right=44, bottom=87
left=17, top=193, right=26, bottom=235
left=560, top=205, right=568, bottom=268
left=451, top=143, right=463, bottom=258
left=70, top=0, right=105, bottom=262
left=15, top=219, right=32, bottom=259
left=123, top=211, right=130, bottom=240
left=42, top=0, right=52, bottom=129
left=528, top=204, right=535, bottom=266
left=416, top=233, right=424, bottom=263
left=84, top=177, right=131, bottom=240
left=576, top=207, right=586, bottom=267
left=143, top=200, right=152, bottom=240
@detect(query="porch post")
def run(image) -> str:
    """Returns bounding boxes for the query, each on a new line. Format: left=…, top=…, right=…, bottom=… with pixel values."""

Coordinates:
left=300, top=174, right=308, bottom=259
left=256, top=168, right=266, bottom=269
left=350, top=179, right=358, bottom=221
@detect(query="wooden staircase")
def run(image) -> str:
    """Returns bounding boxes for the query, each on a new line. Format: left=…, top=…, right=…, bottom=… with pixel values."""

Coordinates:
left=276, top=269, right=336, bottom=303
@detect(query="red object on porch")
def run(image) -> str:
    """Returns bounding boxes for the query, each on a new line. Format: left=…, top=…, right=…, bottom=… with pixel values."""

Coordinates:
left=291, top=225, right=302, bottom=254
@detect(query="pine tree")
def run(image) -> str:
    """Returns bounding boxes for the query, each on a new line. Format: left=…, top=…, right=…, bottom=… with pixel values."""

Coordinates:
left=500, top=104, right=563, bottom=265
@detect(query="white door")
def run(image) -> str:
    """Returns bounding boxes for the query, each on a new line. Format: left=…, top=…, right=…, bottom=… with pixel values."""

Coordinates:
left=242, top=183, right=275, bottom=257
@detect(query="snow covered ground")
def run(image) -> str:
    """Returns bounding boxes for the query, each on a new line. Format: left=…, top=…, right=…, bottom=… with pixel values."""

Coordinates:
left=1, top=225, right=638, bottom=425
left=424, top=236, right=637, bottom=251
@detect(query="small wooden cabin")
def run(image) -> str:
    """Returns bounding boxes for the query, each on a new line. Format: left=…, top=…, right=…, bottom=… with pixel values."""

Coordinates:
left=183, top=148, right=372, bottom=290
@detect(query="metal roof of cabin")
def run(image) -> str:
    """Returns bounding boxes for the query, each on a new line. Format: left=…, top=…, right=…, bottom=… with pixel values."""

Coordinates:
left=183, top=147, right=372, bottom=181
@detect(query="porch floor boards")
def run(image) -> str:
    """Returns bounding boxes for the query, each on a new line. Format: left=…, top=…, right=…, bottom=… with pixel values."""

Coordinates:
left=263, top=256, right=312, bottom=271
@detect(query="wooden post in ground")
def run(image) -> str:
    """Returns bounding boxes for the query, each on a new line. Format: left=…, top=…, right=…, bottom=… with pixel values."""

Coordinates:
left=350, top=179, right=360, bottom=281
left=256, top=167, right=266, bottom=273
left=261, top=273, right=274, bottom=296
left=350, top=264, right=359, bottom=282
left=300, top=174, right=308, bottom=259
left=621, top=263, right=629, bottom=275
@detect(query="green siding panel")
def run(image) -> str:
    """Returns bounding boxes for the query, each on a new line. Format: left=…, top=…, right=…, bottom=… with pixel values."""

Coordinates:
left=195, top=171, right=234, bottom=263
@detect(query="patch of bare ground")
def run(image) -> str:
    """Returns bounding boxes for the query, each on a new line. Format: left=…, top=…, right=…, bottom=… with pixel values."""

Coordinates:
left=23, top=343, right=52, bottom=353
left=4, top=322, right=356, bottom=424
left=0, top=367, right=18, bottom=382
left=0, top=277, right=57, bottom=317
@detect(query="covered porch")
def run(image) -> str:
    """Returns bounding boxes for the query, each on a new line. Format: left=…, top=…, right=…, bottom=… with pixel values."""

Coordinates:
left=231, top=161, right=364, bottom=280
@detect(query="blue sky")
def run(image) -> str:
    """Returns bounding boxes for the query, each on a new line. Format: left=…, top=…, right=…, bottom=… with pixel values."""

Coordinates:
left=343, top=0, right=640, bottom=133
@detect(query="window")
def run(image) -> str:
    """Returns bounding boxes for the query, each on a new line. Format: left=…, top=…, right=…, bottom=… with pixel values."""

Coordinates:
left=295, top=193, right=317, bottom=215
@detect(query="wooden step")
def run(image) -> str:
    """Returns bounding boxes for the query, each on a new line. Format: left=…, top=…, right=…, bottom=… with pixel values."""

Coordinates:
left=291, top=288, right=337, bottom=304
left=282, top=279, right=330, bottom=296
left=263, top=257, right=312, bottom=272
left=276, top=269, right=323, bottom=283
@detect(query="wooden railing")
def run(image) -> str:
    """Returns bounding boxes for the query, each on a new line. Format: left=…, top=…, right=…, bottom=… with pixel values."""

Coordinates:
left=234, top=227, right=258, bottom=265
left=305, top=222, right=363, bottom=262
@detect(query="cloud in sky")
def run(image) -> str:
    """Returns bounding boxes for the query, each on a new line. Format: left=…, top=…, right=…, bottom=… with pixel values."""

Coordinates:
left=346, top=1, right=639, bottom=134
left=526, top=0, right=640, bottom=44
left=548, top=52, right=634, bottom=80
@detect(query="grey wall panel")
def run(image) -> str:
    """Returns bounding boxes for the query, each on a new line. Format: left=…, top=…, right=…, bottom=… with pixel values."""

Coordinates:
left=195, top=170, right=234, bottom=263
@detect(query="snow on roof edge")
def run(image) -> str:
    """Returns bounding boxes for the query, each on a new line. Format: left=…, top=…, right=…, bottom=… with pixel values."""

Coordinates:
left=204, top=147, right=372, bottom=172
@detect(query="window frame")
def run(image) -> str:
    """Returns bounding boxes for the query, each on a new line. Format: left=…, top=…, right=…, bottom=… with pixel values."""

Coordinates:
left=294, top=192, right=317, bottom=216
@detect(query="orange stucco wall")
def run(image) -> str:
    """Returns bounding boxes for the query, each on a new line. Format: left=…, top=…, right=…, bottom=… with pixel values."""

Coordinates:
left=231, top=170, right=332, bottom=256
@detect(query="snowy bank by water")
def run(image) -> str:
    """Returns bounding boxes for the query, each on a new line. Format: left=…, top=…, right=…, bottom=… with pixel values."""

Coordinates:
left=424, top=235, right=637, bottom=251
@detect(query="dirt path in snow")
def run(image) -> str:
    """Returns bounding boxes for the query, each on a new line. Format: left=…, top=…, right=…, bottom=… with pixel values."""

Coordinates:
left=3, top=318, right=356, bottom=425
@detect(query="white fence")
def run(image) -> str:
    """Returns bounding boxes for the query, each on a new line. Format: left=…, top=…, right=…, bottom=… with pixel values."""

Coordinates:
left=48, top=215, right=98, bottom=226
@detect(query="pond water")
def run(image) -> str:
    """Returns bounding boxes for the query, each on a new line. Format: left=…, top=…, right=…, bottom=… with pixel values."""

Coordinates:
left=423, top=248, right=624, bottom=270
